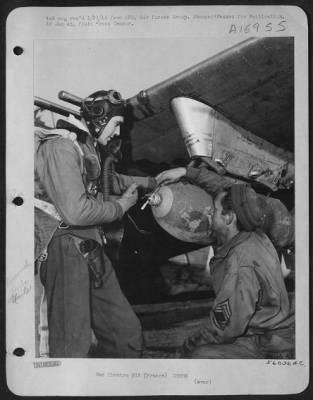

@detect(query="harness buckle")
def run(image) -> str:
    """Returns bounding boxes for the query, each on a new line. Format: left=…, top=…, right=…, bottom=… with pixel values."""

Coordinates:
left=38, top=249, right=48, bottom=262
left=58, top=221, right=69, bottom=230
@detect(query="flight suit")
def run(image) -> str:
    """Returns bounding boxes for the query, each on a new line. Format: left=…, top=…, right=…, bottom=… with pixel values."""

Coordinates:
left=35, top=127, right=156, bottom=358
left=183, top=230, right=295, bottom=359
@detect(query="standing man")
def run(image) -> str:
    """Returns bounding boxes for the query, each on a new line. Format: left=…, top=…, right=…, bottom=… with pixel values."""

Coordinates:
left=35, top=90, right=156, bottom=358
left=156, top=167, right=295, bottom=359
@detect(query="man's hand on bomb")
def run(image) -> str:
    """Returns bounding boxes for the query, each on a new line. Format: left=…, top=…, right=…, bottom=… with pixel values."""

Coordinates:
left=155, top=167, right=187, bottom=186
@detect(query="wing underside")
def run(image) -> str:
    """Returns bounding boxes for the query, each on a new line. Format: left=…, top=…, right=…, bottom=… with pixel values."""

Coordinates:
left=127, top=37, right=294, bottom=174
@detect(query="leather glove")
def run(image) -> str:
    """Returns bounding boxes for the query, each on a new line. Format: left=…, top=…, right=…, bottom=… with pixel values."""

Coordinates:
left=116, top=183, right=138, bottom=214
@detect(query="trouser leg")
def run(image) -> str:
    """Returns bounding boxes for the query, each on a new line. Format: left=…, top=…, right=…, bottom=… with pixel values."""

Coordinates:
left=40, top=234, right=91, bottom=358
left=187, top=336, right=264, bottom=359
left=90, top=252, right=143, bottom=358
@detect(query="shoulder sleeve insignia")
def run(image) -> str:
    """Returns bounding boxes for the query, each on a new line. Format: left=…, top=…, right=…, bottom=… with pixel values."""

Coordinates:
left=212, top=299, right=232, bottom=330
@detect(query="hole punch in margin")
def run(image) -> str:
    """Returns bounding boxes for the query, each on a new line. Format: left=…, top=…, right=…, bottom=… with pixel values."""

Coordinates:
left=13, top=196, right=24, bottom=206
left=13, top=46, right=23, bottom=55
left=13, top=347, right=25, bottom=357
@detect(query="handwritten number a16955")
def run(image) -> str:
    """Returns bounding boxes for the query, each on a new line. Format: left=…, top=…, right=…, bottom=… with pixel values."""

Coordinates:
left=229, top=20, right=286, bottom=34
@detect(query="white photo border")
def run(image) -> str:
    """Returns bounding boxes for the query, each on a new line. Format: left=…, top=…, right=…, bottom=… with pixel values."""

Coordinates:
left=6, top=5, right=309, bottom=396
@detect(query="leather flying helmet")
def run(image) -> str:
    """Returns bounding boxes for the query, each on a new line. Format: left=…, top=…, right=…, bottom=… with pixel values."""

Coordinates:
left=81, top=90, right=126, bottom=138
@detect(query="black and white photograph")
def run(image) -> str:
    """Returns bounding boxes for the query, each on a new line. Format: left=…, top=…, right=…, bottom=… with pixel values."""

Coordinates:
left=6, top=5, right=309, bottom=396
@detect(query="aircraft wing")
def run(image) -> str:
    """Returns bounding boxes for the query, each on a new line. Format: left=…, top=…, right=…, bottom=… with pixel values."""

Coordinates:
left=127, top=37, right=294, bottom=190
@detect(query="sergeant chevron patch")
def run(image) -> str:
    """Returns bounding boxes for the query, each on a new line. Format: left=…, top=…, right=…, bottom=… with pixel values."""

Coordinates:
left=213, top=299, right=232, bottom=330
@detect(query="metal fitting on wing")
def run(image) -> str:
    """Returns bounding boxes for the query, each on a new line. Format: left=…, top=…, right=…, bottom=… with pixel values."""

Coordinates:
left=138, top=90, right=149, bottom=104
left=248, top=167, right=272, bottom=179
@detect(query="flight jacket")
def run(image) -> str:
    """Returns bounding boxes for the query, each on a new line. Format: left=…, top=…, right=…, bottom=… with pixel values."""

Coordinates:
left=34, top=127, right=156, bottom=260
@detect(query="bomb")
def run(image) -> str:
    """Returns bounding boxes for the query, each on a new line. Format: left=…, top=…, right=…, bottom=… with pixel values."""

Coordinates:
left=148, top=181, right=215, bottom=245
left=147, top=181, right=294, bottom=249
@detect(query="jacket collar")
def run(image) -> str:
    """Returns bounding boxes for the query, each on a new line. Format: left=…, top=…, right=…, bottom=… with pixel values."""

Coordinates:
left=34, top=127, right=77, bottom=142
left=214, top=231, right=252, bottom=259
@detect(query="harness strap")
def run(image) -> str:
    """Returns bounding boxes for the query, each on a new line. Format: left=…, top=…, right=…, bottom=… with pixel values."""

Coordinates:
left=35, top=198, right=64, bottom=261
left=34, top=198, right=62, bottom=221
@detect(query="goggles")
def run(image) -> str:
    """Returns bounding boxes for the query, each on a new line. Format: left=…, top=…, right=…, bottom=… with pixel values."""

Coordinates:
left=83, top=90, right=124, bottom=117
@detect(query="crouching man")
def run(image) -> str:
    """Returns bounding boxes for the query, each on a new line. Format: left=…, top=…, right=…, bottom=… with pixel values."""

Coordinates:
left=156, top=167, right=295, bottom=359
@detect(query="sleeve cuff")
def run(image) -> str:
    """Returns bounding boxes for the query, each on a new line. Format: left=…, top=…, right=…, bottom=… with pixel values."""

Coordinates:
left=185, top=166, right=201, bottom=181
left=112, top=201, right=124, bottom=219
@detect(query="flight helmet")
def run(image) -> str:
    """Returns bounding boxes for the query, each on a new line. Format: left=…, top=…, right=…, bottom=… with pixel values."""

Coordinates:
left=81, top=90, right=126, bottom=138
